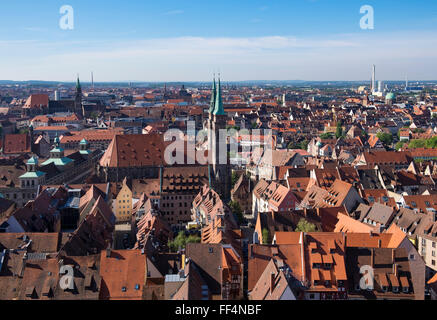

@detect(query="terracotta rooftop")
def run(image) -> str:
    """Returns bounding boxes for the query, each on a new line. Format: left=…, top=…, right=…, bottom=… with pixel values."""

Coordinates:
left=3, top=134, right=31, bottom=154
left=99, top=249, right=146, bottom=300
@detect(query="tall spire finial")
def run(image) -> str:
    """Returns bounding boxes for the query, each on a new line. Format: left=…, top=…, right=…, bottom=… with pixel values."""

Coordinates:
left=209, top=74, right=217, bottom=114
left=76, top=74, right=81, bottom=90
left=213, top=73, right=225, bottom=116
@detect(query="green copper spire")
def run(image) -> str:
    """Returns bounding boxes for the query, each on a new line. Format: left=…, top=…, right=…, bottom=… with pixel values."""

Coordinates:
left=213, top=76, right=226, bottom=116
left=76, top=75, right=81, bottom=90
left=209, top=77, right=216, bottom=114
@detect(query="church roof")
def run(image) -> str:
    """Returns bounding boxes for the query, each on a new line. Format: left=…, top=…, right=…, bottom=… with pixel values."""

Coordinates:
left=213, top=78, right=226, bottom=116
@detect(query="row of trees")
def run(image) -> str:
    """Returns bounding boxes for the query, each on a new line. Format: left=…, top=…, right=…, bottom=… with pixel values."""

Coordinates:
left=288, top=139, right=309, bottom=150
left=168, top=231, right=201, bottom=252
left=407, top=136, right=437, bottom=149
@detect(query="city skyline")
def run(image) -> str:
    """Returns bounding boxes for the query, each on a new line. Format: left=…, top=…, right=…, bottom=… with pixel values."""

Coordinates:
left=0, top=0, right=436, bottom=81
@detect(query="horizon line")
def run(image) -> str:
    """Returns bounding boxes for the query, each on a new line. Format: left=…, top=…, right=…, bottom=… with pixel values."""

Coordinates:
left=0, top=79, right=434, bottom=84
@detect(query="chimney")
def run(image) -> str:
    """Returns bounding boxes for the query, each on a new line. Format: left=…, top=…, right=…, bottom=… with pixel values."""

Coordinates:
left=393, top=263, right=398, bottom=277
left=391, top=249, right=395, bottom=264
left=181, top=253, right=186, bottom=270
left=270, top=272, right=275, bottom=295
left=370, top=248, right=374, bottom=268
left=378, top=239, right=382, bottom=248
left=20, top=252, right=28, bottom=278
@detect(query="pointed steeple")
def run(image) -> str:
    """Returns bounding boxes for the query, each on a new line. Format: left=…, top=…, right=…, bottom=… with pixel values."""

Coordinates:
left=76, top=75, right=81, bottom=91
left=209, top=76, right=216, bottom=114
left=213, top=75, right=225, bottom=116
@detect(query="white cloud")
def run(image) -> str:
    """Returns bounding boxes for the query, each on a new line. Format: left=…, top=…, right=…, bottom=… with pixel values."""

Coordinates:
left=163, top=10, right=184, bottom=15
left=1, top=32, right=436, bottom=81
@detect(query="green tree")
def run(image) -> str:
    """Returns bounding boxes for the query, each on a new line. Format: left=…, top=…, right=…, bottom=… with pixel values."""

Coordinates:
left=186, top=235, right=201, bottom=244
left=19, top=128, right=29, bottom=135
left=168, top=231, right=200, bottom=252
left=287, top=141, right=297, bottom=149
left=90, top=112, right=99, bottom=120
left=320, top=132, right=333, bottom=139
left=409, top=139, right=426, bottom=149
left=295, top=219, right=317, bottom=232
left=335, top=122, right=343, bottom=139
left=262, top=228, right=270, bottom=244
left=408, top=137, right=437, bottom=149
left=377, top=132, right=393, bottom=147
left=299, top=139, right=309, bottom=151
left=231, top=171, right=240, bottom=188
left=425, top=136, right=437, bottom=149
left=395, top=141, right=406, bottom=151
left=229, top=200, right=244, bottom=224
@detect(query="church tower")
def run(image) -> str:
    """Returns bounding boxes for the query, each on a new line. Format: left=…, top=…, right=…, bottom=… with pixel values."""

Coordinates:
left=208, top=75, right=231, bottom=201
left=75, top=76, right=83, bottom=117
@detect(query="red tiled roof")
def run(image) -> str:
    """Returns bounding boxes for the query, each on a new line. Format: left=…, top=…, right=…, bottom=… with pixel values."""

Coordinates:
left=100, top=134, right=167, bottom=168
left=99, top=250, right=146, bottom=300
left=3, top=134, right=31, bottom=154
left=23, top=94, right=49, bottom=109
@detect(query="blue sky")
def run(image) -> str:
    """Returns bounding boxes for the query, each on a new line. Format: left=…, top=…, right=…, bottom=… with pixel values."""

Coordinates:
left=0, top=0, right=437, bottom=81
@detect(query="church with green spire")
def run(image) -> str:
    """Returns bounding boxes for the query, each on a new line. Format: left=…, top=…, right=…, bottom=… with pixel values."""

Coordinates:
left=207, top=75, right=231, bottom=201
left=75, top=75, right=83, bottom=118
